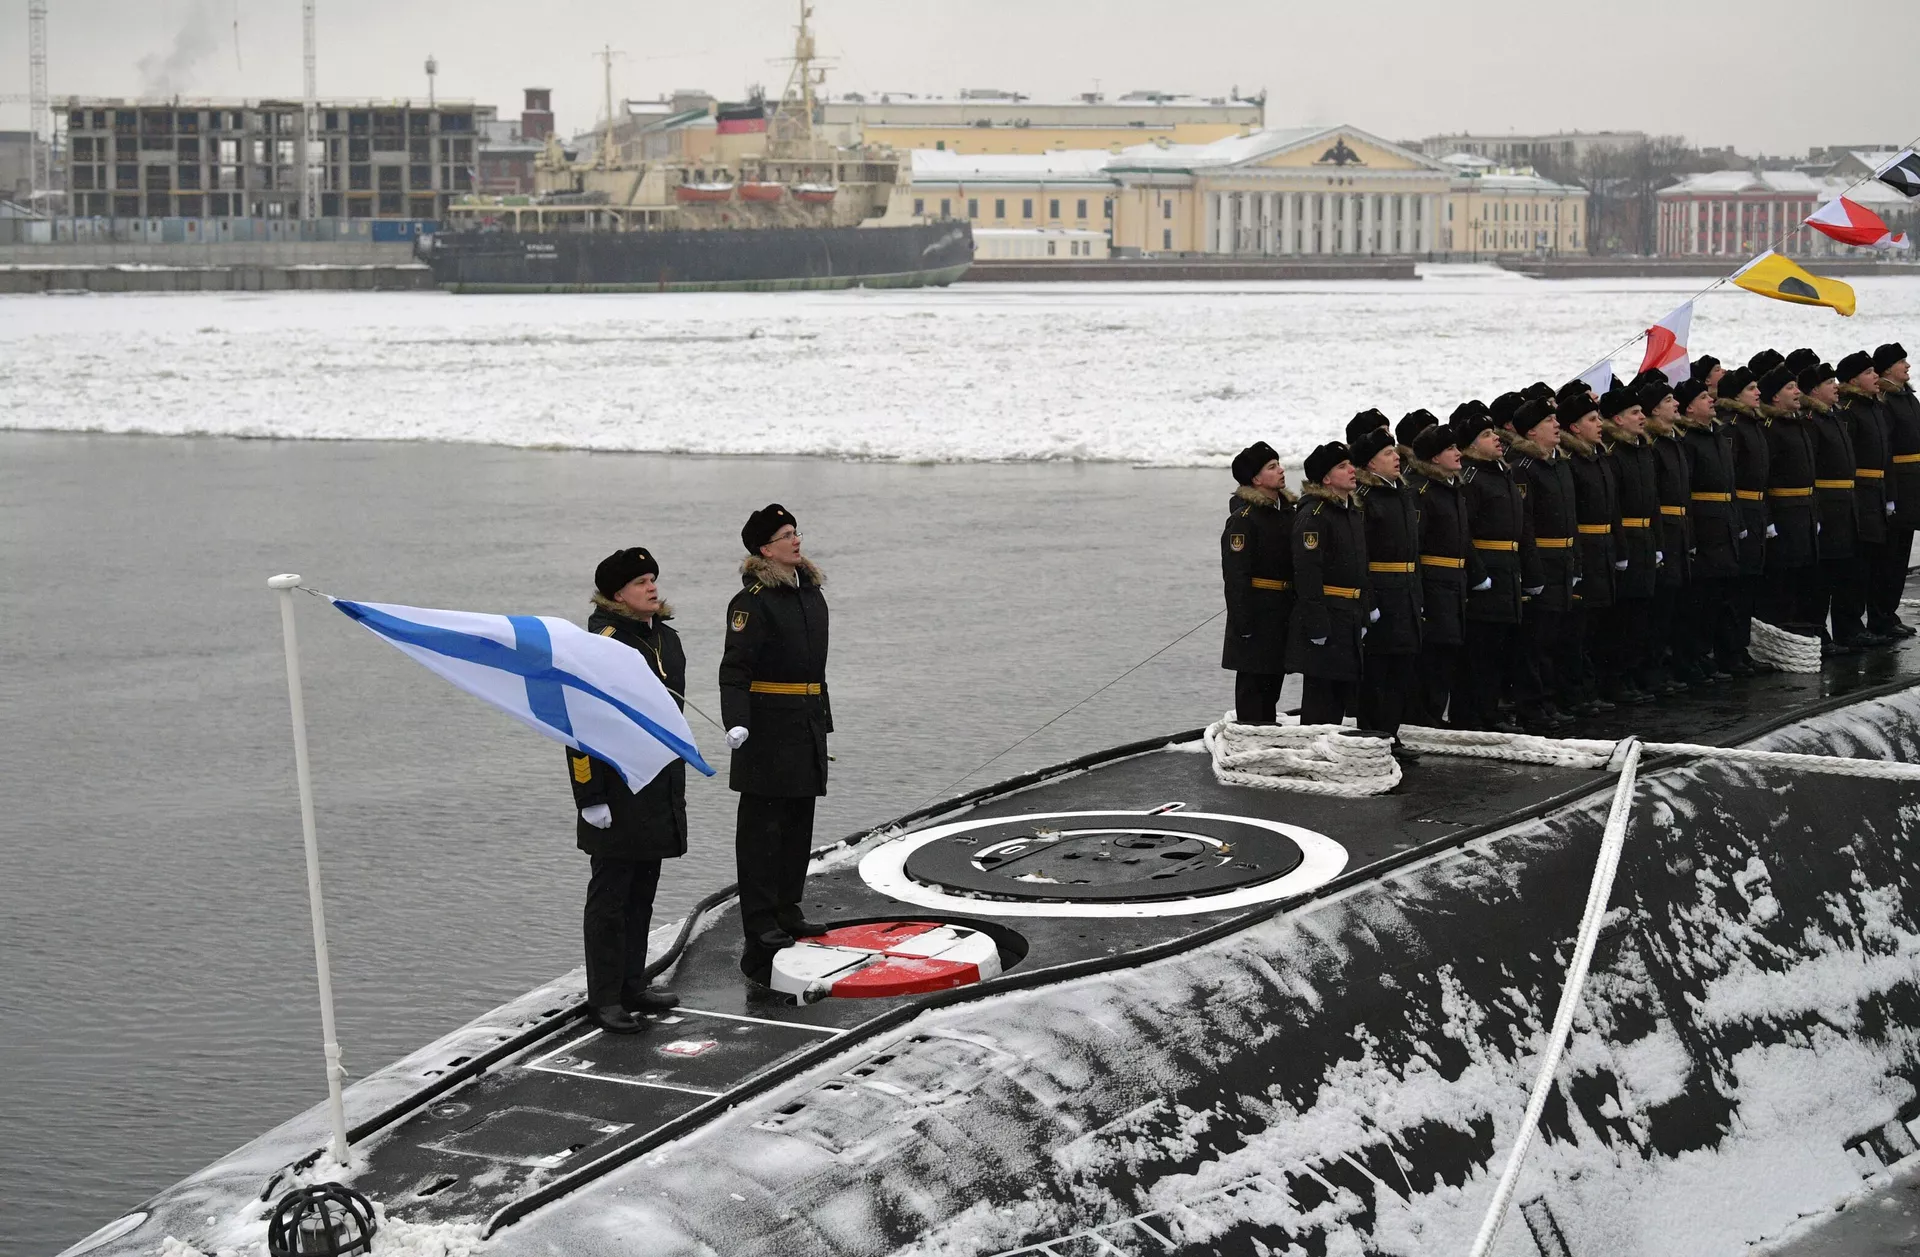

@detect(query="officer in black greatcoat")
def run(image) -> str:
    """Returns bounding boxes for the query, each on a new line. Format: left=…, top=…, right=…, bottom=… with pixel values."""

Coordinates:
left=1837, top=350, right=1893, bottom=643
left=1406, top=421, right=1479, bottom=724
left=1456, top=406, right=1539, bottom=732
left=1507, top=398, right=1579, bottom=729
left=1719, top=368, right=1771, bottom=672
left=1560, top=395, right=1617, bottom=714
left=1289, top=442, right=1372, bottom=726
left=1758, top=365, right=1821, bottom=638
left=721, top=504, right=833, bottom=981
left=1802, top=361, right=1863, bottom=652
left=1874, top=342, right=1919, bottom=638
left=1600, top=387, right=1659, bottom=703
left=1675, top=378, right=1739, bottom=677
left=571, top=548, right=689, bottom=1034
left=1221, top=441, right=1296, bottom=723
left=1352, top=428, right=1421, bottom=745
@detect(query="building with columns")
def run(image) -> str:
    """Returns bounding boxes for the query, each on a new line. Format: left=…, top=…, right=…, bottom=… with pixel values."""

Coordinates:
left=1439, top=154, right=1586, bottom=256
left=1655, top=169, right=1917, bottom=259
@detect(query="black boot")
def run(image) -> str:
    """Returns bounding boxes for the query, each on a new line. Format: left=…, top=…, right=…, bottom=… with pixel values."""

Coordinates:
left=624, top=986, right=679, bottom=1012
left=589, top=1004, right=646, bottom=1035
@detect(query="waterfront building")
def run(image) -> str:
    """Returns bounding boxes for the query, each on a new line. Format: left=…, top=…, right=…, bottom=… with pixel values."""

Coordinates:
left=907, top=149, right=1116, bottom=235
left=1438, top=154, right=1586, bottom=256
left=56, top=97, right=489, bottom=221
left=1418, top=129, right=1646, bottom=166
left=821, top=90, right=1261, bottom=155
left=476, top=89, right=553, bottom=196
left=973, top=227, right=1110, bottom=260
left=1655, top=170, right=1917, bottom=258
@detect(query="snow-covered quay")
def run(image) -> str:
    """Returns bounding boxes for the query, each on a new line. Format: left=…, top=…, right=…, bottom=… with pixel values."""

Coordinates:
left=6, top=268, right=1920, bottom=467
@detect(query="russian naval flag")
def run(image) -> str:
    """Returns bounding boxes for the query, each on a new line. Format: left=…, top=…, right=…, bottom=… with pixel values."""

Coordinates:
left=332, top=598, right=715, bottom=789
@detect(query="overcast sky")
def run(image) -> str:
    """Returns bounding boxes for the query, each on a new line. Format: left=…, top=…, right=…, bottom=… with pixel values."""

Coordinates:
left=2, top=0, right=1911, bottom=156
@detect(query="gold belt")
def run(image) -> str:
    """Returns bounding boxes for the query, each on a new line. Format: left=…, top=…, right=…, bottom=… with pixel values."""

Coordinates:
left=1768, top=487, right=1813, bottom=498
left=1736, top=490, right=1764, bottom=501
left=1621, top=517, right=1651, bottom=528
left=1535, top=537, right=1574, bottom=548
left=1323, top=584, right=1363, bottom=599
left=1368, top=561, right=1416, bottom=573
left=1419, top=554, right=1465, bottom=568
left=1472, top=539, right=1518, bottom=551
left=1577, top=523, right=1611, bottom=534
left=1250, top=577, right=1291, bottom=590
left=1660, top=505, right=1687, bottom=516
left=1815, top=479, right=1855, bottom=489
left=1857, top=468, right=1886, bottom=479
left=1691, top=492, right=1732, bottom=502
left=749, top=681, right=822, bottom=695
left=1895, top=453, right=1920, bottom=464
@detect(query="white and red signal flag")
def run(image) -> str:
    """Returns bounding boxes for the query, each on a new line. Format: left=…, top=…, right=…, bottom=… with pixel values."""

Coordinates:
left=1805, top=196, right=1910, bottom=250
left=1638, top=300, right=1695, bottom=384
left=1877, top=150, right=1920, bottom=198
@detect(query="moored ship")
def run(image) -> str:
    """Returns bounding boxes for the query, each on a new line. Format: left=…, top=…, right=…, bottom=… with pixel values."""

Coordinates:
left=416, top=6, right=973, bottom=295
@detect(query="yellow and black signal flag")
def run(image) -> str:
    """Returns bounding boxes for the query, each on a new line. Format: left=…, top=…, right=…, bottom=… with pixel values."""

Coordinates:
left=1731, top=250, right=1856, bottom=317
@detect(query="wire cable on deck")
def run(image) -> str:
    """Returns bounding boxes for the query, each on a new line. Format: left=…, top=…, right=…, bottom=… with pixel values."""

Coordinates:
left=1467, top=739, right=1642, bottom=1257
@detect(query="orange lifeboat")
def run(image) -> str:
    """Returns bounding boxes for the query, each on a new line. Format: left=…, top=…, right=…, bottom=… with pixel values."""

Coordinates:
left=739, top=182, right=785, bottom=203
left=793, top=184, right=837, bottom=205
left=675, top=183, right=735, bottom=204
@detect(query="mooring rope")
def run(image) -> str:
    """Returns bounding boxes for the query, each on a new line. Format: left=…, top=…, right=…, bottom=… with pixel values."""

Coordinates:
left=1749, top=617, right=1824, bottom=673
left=1467, top=740, right=1644, bottom=1257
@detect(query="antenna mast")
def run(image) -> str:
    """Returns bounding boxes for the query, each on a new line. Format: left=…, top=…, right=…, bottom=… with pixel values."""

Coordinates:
left=28, top=0, right=49, bottom=203
left=772, top=1, right=821, bottom=155
left=301, top=0, right=318, bottom=221
left=597, top=45, right=623, bottom=169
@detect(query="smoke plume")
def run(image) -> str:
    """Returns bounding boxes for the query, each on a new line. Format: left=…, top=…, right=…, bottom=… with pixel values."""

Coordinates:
left=137, top=0, right=222, bottom=97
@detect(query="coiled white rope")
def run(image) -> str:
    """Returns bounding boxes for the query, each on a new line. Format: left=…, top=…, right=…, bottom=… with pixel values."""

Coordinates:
left=1468, top=740, right=1643, bottom=1257
left=1202, top=721, right=1402, bottom=796
left=1750, top=616, right=1824, bottom=673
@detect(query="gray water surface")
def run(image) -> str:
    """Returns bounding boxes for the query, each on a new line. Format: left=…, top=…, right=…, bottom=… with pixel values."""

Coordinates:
left=0, top=433, right=1243, bottom=1256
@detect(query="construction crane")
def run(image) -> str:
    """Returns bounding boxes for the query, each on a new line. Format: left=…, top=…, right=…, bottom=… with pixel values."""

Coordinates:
left=302, top=0, right=318, bottom=221
left=28, top=0, right=49, bottom=202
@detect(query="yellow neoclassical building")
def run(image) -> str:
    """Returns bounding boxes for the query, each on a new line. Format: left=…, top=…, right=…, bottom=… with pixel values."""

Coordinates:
left=1437, top=154, right=1587, bottom=256
left=907, top=125, right=1460, bottom=255
left=819, top=92, right=1261, bottom=157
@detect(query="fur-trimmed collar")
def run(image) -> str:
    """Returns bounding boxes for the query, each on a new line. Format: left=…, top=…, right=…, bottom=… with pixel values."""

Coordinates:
left=1645, top=415, right=1678, bottom=438
left=1600, top=420, right=1644, bottom=446
left=1355, top=468, right=1405, bottom=489
left=1300, top=480, right=1353, bottom=505
left=1716, top=398, right=1757, bottom=419
left=1411, top=458, right=1459, bottom=482
left=1879, top=377, right=1913, bottom=396
left=1462, top=446, right=1506, bottom=465
left=1234, top=482, right=1296, bottom=508
left=742, top=554, right=824, bottom=588
left=1675, top=411, right=1716, bottom=431
left=1559, top=431, right=1599, bottom=457
left=1508, top=436, right=1560, bottom=461
left=1841, top=383, right=1879, bottom=403
left=1758, top=403, right=1803, bottom=421
left=1804, top=396, right=1833, bottom=416
left=590, top=591, right=675, bottom=622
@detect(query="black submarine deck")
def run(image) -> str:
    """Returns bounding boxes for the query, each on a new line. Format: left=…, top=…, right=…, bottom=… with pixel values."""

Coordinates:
left=298, top=624, right=1920, bottom=1237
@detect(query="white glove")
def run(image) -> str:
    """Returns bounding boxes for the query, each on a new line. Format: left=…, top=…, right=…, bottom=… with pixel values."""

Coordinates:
left=726, top=726, right=750, bottom=749
left=1766, top=524, right=1778, bottom=539
left=1473, top=577, right=1493, bottom=591
left=1572, top=575, right=1582, bottom=587
left=1889, top=501, right=1899, bottom=514
left=1740, top=529, right=1749, bottom=539
left=1310, top=636, right=1328, bottom=646
left=1361, top=626, right=1369, bottom=641
left=1522, top=585, right=1543, bottom=596
left=1613, top=560, right=1629, bottom=571
left=1816, top=522, right=1822, bottom=534
left=1655, top=550, right=1664, bottom=564
left=1368, top=608, right=1381, bottom=624
left=581, top=804, right=612, bottom=829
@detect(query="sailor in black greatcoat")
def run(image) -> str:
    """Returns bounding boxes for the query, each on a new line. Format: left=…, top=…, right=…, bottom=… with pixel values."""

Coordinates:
left=1406, top=421, right=1479, bottom=725
left=1289, top=442, right=1371, bottom=727
left=1836, top=350, right=1893, bottom=643
left=1220, top=441, right=1296, bottom=724
left=1675, top=379, right=1738, bottom=677
left=1559, top=396, right=1617, bottom=714
left=1802, top=361, right=1863, bottom=653
left=720, top=504, right=833, bottom=980
left=1758, top=365, right=1822, bottom=638
left=1351, top=428, right=1421, bottom=743
left=1599, top=387, right=1659, bottom=703
left=1456, top=406, right=1539, bottom=732
left=1507, top=398, right=1580, bottom=729
left=1639, top=376, right=1697, bottom=691
left=1719, top=368, right=1771, bottom=672
left=1874, top=342, right=1919, bottom=638
left=571, top=548, right=689, bottom=1034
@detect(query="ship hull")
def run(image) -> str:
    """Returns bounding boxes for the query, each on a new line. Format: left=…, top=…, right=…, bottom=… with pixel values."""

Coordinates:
left=417, top=222, right=974, bottom=294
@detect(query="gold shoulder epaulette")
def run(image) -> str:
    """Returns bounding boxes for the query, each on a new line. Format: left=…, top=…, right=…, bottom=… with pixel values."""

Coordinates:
left=747, top=582, right=763, bottom=595
left=597, top=625, right=617, bottom=636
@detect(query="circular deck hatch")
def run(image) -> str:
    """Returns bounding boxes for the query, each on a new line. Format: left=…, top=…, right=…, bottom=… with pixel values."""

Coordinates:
left=860, top=809, right=1348, bottom=919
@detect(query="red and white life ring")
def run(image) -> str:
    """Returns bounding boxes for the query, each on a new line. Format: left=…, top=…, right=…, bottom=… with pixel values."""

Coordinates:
left=768, top=921, right=1002, bottom=1002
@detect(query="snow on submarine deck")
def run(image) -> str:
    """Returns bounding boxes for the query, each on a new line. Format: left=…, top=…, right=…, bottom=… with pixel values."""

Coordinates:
left=63, top=598, right=1920, bottom=1257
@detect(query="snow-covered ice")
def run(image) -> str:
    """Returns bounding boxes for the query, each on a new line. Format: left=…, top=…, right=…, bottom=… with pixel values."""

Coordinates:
left=7, top=268, right=1920, bottom=465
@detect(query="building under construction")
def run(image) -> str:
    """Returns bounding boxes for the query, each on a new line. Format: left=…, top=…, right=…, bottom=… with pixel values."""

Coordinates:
left=55, top=98, right=488, bottom=221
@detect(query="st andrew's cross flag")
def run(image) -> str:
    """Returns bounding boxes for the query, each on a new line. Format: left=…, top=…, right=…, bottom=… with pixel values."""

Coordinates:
left=1731, top=251, right=1857, bottom=318
left=333, top=598, right=715, bottom=790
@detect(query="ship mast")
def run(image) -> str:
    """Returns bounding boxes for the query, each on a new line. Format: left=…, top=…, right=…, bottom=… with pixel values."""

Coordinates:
left=597, top=44, right=622, bottom=169
left=771, top=1, right=822, bottom=158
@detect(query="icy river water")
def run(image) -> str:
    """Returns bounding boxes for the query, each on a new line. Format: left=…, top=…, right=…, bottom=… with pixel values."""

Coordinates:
left=5, top=270, right=1919, bottom=1255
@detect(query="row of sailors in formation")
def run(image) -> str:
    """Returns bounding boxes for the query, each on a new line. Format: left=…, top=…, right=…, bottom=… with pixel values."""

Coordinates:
left=1219, top=340, right=1920, bottom=751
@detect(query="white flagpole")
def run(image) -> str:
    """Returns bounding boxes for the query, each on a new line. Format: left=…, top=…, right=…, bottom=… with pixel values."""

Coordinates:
left=268, top=573, right=351, bottom=1165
